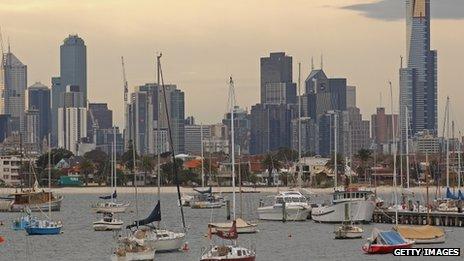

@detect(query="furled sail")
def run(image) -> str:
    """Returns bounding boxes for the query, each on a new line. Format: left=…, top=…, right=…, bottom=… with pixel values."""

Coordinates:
left=126, top=200, right=161, bottom=229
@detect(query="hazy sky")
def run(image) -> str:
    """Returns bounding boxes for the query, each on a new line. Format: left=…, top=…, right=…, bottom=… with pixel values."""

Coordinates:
left=1, top=0, right=464, bottom=132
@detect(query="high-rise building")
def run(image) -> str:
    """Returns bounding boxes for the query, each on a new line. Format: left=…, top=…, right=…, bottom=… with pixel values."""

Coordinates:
left=24, top=109, right=39, bottom=145
left=0, top=114, right=11, bottom=142
left=260, top=52, right=296, bottom=105
left=347, top=107, right=371, bottom=155
left=346, top=86, right=356, bottom=108
left=52, top=35, right=87, bottom=146
left=400, top=0, right=437, bottom=138
left=28, top=82, right=51, bottom=143
left=185, top=124, right=211, bottom=155
left=371, top=107, right=398, bottom=149
left=291, top=117, right=318, bottom=156
left=58, top=85, right=87, bottom=154
left=87, top=103, right=113, bottom=142
left=1, top=48, right=27, bottom=133
left=318, top=110, right=349, bottom=158
left=222, top=106, right=251, bottom=155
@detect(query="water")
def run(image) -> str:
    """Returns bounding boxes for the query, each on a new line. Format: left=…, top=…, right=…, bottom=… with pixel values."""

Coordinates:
left=0, top=191, right=463, bottom=261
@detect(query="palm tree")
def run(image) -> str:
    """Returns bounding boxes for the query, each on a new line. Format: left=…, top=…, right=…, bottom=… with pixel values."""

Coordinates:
left=140, top=156, right=154, bottom=185
left=356, top=149, right=373, bottom=183
left=261, top=153, right=282, bottom=186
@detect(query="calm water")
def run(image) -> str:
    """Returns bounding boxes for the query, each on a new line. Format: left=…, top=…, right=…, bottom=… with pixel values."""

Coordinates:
left=0, top=191, right=463, bottom=261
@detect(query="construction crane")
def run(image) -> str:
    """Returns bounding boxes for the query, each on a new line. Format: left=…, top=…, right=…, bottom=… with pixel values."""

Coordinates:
left=121, top=56, right=129, bottom=149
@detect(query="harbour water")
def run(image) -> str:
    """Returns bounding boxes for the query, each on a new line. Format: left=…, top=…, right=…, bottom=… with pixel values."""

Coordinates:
left=0, top=191, right=463, bottom=261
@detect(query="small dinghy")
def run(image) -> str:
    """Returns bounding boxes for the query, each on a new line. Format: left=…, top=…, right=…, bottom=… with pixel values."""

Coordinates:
left=334, top=222, right=363, bottom=239
left=395, top=225, right=445, bottom=244
left=93, top=212, right=123, bottom=231
left=362, top=228, right=414, bottom=254
left=208, top=218, right=258, bottom=234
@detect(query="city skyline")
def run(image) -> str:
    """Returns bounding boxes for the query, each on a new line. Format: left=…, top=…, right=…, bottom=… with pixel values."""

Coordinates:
left=1, top=0, right=463, bottom=130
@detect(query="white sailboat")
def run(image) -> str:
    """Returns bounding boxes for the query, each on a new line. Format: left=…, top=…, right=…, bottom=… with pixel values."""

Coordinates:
left=200, top=77, right=256, bottom=261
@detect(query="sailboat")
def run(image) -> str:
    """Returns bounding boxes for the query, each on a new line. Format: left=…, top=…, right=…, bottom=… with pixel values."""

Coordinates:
left=362, top=82, right=413, bottom=254
left=25, top=135, right=62, bottom=235
left=334, top=203, right=363, bottom=239
left=396, top=155, right=445, bottom=244
left=120, top=53, right=186, bottom=253
left=12, top=207, right=37, bottom=230
left=93, top=129, right=124, bottom=231
left=92, top=128, right=129, bottom=214
left=200, top=77, right=256, bottom=261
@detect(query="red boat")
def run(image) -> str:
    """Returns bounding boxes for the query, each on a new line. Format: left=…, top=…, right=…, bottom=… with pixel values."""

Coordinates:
left=0, top=236, right=5, bottom=244
left=201, top=220, right=256, bottom=261
left=362, top=228, right=414, bottom=254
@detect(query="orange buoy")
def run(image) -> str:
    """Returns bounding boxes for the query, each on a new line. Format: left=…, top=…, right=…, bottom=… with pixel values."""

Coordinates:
left=0, top=236, right=5, bottom=244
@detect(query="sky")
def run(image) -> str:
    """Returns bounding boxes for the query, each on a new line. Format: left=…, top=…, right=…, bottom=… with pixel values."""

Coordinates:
left=1, top=0, right=464, bottom=132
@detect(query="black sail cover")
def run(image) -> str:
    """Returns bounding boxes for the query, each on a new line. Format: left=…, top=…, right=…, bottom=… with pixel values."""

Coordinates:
left=127, top=200, right=161, bottom=229
left=99, top=190, right=117, bottom=200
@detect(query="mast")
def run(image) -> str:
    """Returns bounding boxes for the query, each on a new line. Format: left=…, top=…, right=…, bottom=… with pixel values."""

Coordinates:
left=297, top=62, right=302, bottom=188
left=459, top=131, right=462, bottom=188
left=229, top=76, right=236, bottom=221
left=132, top=113, right=139, bottom=226
left=159, top=53, right=186, bottom=230
left=121, top=56, right=129, bottom=150
left=426, top=153, right=430, bottom=224
left=238, top=146, right=242, bottom=218
left=405, top=106, right=410, bottom=189
left=389, top=81, right=398, bottom=226
left=113, top=127, right=117, bottom=202
left=48, top=133, right=52, bottom=218
left=156, top=53, right=161, bottom=204
left=110, top=130, right=114, bottom=202
left=201, top=123, right=205, bottom=187
left=334, top=113, right=338, bottom=189
left=446, top=97, right=450, bottom=188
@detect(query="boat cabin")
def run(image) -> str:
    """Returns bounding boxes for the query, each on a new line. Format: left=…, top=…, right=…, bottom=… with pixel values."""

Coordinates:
left=11, top=190, right=54, bottom=205
left=332, top=189, right=373, bottom=204
left=275, top=191, right=308, bottom=204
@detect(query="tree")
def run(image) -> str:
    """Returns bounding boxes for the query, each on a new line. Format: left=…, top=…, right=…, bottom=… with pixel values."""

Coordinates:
left=356, top=149, right=373, bottom=183
left=161, top=158, right=184, bottom=185
left=275, top=147, right=298, bottom=163
left=84, top=149, right=108, bottom=185
left=261, top=153, right=282, bottom=186
left=121, top=141, right=138, bottom=171
left=79, top=159, right=95, bottom=186
left=140, top=156, right=154, bottom=185
left=325, top=154, right=345, bottom=185
left=36, top=148, right=73, bottom=171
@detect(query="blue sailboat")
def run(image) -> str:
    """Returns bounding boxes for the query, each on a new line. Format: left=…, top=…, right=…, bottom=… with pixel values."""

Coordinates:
left=445, top=187, right=459, bottom=200
left=12, top=213, right=36, bottom=230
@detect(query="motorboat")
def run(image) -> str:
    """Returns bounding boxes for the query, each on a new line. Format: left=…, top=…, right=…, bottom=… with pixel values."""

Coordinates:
left=334, top=222, right=363, bottom=239
left=362, top=228, right=414, bottom=254
left=208, top=218, right=258, bottom=234
left=92, top=201, right=130, bottom=213
left=25, top=219, right=62, bottom=235
left=190, top=194, right=224, bottom=209
left=93, top=212, right=124, bottom=231
left=111, top=237, right=155, bottom=261
left=126, top=228, right=186, bottom=252
left=180, top=193, right=193, bottom=206
left=312, top=188, right=376, bottom=223
left=200, top=245, right=256, bottom=261
left=257, top=191, right=311, bottom=221
left=395, top=225, right=445, bottom=244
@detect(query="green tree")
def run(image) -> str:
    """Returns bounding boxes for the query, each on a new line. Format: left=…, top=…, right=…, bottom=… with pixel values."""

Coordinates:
left=84, top=149, right=108, bottom=185
left=140, top=156, right=154, bottom=185
left=261, top=153, right=282, bottom=186
left=36, top=148, right=73, bottom=171
left=121, top=141, right=138, bottom=171
left=161, top=158, right=184, bottom=185
left=325, top=154, right=345, bottom=185
left=356, top=149, right=373, bottom=182
left=79, top=159, right=95, bottom=186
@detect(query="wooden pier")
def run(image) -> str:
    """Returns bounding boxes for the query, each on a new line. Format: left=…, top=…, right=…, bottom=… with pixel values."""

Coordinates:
left=373, top=209, right=464, bottom=227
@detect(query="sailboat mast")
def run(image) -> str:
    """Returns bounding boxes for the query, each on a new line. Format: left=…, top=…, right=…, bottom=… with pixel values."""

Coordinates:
left=48, top=133, right=51, bottom=217
left=229, top=77, right=236, bottom=221
left=201, top=123, right=205, bottom=187
left=446, top=96, right=450, bottom=188
left=334, top=113, right=338, bottom=189
left=426, top=153, right=430, bottom=225
left=297, top=62, right=302, bottom=188
left=405, top=106, right=410, bottom=189
left=459, top=131, right=462, bottom=188
left=389, top=81, right=398, bottom=226
left=113, top=127, right=117, bottom=202
left=156, top=53, right=161, bottom=203
left=110, top=132, right=114, bottom=202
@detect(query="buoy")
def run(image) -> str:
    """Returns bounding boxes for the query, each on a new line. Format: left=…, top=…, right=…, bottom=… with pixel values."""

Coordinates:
left=288, top=234, right=292, bottom=238
left=0, top=236, right=5, bottom=244
left=182, top=242, right=189, bottom=251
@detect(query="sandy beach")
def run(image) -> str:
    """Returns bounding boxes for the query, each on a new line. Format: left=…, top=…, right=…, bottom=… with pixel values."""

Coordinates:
left=0, top=185, right=455, bottom=195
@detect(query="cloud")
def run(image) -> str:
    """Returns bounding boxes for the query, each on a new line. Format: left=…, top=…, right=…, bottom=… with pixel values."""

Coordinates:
left=342, top=0, right=464, bottom=21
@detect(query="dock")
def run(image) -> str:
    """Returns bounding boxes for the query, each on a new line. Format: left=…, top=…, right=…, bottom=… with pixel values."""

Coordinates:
left=373, top=209, right=464, bottom=227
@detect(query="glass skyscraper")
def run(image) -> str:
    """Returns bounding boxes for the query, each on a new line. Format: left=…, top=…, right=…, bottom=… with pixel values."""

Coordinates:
left=400, top=0, right=437, bottom=138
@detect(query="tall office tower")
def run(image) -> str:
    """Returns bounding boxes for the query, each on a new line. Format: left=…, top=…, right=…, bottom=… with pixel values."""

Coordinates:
left=250, top=103, right=295, bottom=155
left=347, top=107, right=371, bottom=155
left=0, top=47, right=27, bottom=133
left=291, top=117, right=318, bottom=155
left=184, top=124, right=211, bottom=155
left=58, top=85, right=87, bottom=154
left=371, top=107, right=398, bottom=150
left=260, top=52, right=296, bottom=105
left=28, top=82, right=51, bottom=143
left=346, top=86, right=356, bottom=108
left=130, top=90, right=152, bottom=155
left=222, top=106, right=251, bottom=155
left=87, top=103, right=113, bottom=142
left=318, top=110, right=349, bottom=158
left=0, top=114, right=11, bottom=142
left=52, top=35, right=87, bottom=146
left=400, top=0, right=437, bottom=138
left=24, top=109, right=39, bottom=145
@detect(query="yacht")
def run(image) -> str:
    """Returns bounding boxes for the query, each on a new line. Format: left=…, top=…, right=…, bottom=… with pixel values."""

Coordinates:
left=126, top=228, right=185, bottom=252
left=257, top=191, right=311, bottom=221
left=93, top=212, right=124, bottom=231
left=200, top=245, right=256, bottom=261
left=312, top=188, right=376, bottom=223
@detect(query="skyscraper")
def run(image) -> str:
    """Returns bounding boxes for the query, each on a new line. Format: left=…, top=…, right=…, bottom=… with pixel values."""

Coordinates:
left=58, top=85, right=87, bottom=154
left=52, top=35, right=87, bottom=146
left=400, top=0, right=437, bottom=138
left=28, top=82, right=51, bottom=143
left=260, top=52, right=296, bottom=105
left=1, top=47, right=27, bottom=133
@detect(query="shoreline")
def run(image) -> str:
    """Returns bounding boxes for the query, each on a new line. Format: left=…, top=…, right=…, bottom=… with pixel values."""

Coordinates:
left=0, top=185, right=456, bottom=195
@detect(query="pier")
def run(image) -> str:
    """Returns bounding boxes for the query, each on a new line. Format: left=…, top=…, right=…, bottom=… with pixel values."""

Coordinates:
left=373, top=209, right=464, bottom=227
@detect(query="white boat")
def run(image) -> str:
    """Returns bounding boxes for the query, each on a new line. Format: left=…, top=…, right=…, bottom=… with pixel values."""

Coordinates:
left=93, top=213, right=124, bottom=231
left=111, top=238, right=155, bottom=261
left=312, top=189, right=376, bottom=223
left=92, top=201, right=130, bottom=213
left=200, top=244, right=256, bottom=261
left=180, top=194, right=193, bottom=206
left=257, top=191, right=311, bottom=221
left=395, top=225, right=445, bottom=244
left=125, top=227, right=186, bottom=252
left=334, top=223, right=363, bottom=239
left=208, top=218, right=258, bottom=234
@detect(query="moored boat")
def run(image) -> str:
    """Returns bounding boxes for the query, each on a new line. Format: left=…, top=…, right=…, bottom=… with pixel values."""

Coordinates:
left=395, top=225, right=445, bottom=244
left=257, top=191, right=311, bottom=221
left=92, top=201, right=130, bottom=214
left=362, top=228, right=414, bottom=254
left=93, top=212, right=124, bottom=231
left=208, top=218, right=258, bottom=234
left=111, top=238, right=156, bottom=261
left=25, top=219, right=62, bottom=235
left=334, top=223, right=363, bottom=239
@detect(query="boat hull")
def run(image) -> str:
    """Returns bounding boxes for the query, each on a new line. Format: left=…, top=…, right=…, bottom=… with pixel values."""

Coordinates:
left=362, top=242, right=413, bottom=254
left=210, top=225, right=258, bottom=234
left=191, top=202, right=223, bottom=209
left=25, top=226, right=61, bottom=235
left=257, top=206, right=309, bottom=221
left=142, top=231, right=185, bottom=252
left=93, top=221, right=124, bottom=231
left=201, top=257, right=255, bottom=261
left=110, top=251, right=155, bottom=261
left=312, top=200, right=375, bottom=223
left=334, top=230, right=363, bottom=239
left=10, top=197, right=62, bottom=212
